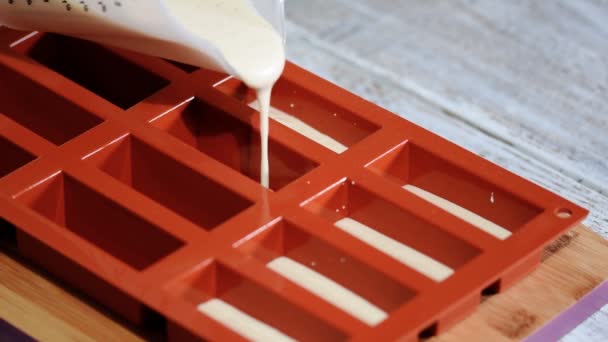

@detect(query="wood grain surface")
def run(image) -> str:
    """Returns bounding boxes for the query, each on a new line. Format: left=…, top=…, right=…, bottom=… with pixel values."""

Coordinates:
left=435, top=226, right=608, bottom=341
left=0, top=225, right=605, bottom=341
left=0, top=248, right=145, bottom=342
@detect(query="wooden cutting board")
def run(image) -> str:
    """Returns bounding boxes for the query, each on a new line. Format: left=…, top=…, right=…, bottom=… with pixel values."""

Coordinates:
left=1, top=224, right=606, bottom=341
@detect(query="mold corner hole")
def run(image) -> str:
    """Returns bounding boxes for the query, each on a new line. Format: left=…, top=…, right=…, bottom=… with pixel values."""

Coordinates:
left=555, top=208, right=573, bottom=219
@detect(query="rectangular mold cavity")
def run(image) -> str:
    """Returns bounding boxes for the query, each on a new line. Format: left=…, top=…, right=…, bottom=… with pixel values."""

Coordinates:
left=15, top=229, right=154, bottom=324
left=236, top=219, right=416, bottom=326
left=15, top=172, right=184, bottom=270
left=179, top=261, right=347, bottom=342
left=14, top=33, right=170, bottom=109
left=366, top=143, right=543, bottom=239
left=215, top=77, right=380, bottom=153
left=151, top=98, right=319, bottom=190
left=0, top=64, right=103, bottom=145
left=0, top=136, right=36, bottom=178
left=84, top=135, right=253, bottom=230
left=302, top=180, right=481, bottom=282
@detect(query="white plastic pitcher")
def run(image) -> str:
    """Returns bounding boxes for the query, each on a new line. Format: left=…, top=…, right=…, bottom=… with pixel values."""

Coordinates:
left=0, top=0, right=286, bottom=89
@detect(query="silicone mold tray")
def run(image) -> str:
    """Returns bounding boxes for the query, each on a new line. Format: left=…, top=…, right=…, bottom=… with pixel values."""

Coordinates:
left=0, top=29, right=587, bottom=342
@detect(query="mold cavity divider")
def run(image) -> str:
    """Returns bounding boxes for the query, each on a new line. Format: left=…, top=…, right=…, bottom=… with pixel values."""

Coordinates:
left=302, top=175, right=489, bottom=285
left=289, top=208, right=436, bottom=294
left=357, top=168, right=500, bottom=251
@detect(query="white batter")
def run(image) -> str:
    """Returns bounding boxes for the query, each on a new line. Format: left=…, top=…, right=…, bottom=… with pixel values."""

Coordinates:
left=267, top=256, right=387, bottom=326
left=169, top=1, right=285, bottom=188
left=334, top=218, right=454, bottom=282
left=249, top=101, right=349, bottom=154
left=403, top=185, right=512, bottom=240
left=198, top=298, right=295, bottom=342
left=256, top=88, right=273, bottom=188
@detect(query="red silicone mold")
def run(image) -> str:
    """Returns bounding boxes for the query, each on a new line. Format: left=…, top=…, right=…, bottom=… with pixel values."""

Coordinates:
left=0, top=29, right=587, bottom=341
